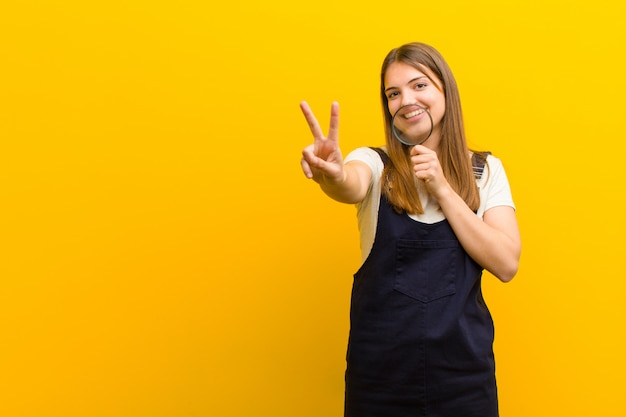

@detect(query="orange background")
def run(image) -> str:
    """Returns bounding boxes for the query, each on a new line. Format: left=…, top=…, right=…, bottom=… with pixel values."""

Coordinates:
left=1, top=1, right=624, bottom=416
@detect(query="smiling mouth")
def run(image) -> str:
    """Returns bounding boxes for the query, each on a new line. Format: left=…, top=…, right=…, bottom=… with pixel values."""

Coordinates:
left=404, top=108, right=425, bottom=118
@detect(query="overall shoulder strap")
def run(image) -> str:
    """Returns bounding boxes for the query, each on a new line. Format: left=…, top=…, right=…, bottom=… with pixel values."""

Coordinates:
left=472, top=151, right=491, bottom=179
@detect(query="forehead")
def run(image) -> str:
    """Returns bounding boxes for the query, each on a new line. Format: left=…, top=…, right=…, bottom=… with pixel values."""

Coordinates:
left=384, top=61, right=440, bottom=87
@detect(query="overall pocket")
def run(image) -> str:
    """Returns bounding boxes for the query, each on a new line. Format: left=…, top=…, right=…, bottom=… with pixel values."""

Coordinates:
left=394, top=239, right=458, bottom=303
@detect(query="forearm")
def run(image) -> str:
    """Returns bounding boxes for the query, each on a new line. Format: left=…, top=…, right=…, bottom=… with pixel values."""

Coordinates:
left=437, top=186, right=521, bottom=282
left=319, top=162, right=371, bottom=204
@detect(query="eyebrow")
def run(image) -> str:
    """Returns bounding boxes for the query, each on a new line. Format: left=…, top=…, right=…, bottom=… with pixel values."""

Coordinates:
left=384, top=76, right=429, bottom=93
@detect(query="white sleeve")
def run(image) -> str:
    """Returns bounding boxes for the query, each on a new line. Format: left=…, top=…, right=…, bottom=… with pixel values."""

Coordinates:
left=477, top=155, right=516, bottom=217
left=344, top=146, right=385, bottom=181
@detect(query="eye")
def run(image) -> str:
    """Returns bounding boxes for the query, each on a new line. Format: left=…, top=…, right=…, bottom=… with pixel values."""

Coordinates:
left=387, top=91, right=399, bottom=99
left=414, top=82, right=428, bottom=90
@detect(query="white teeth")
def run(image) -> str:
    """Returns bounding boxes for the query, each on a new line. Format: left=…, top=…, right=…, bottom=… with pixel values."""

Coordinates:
left=404, top=109, right=424, bottom=118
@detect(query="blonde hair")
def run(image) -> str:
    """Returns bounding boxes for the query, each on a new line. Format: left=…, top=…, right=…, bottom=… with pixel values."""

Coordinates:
left=380, top=42, right=482, bottom=214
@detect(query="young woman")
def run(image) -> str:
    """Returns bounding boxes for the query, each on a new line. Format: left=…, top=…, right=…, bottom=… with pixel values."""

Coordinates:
left=300, top=42, right=520, bottom=417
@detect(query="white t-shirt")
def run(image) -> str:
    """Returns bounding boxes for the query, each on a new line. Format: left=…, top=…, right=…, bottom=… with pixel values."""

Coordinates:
left=344, top=146, right=516, bottom=264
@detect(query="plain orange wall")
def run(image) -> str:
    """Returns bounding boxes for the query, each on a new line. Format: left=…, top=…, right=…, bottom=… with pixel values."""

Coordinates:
left=1, top=1, right=625, bottom=416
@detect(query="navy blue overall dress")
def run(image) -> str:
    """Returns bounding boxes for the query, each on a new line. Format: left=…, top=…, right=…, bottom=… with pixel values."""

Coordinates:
left=344, top=150, right=498, bottom=417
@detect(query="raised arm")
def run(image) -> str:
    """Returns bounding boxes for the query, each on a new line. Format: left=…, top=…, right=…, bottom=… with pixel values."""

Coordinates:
left=300, top=101, right=372, bottom=204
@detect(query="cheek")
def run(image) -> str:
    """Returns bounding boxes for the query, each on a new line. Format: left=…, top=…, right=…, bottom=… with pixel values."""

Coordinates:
left=432, top=95, right=446, bottom=116
left=429, top=101, right=446, bottom=125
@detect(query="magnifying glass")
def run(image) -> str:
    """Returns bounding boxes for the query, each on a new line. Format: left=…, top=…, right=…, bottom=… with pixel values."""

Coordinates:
left=391, top=103, right=434, bottom=146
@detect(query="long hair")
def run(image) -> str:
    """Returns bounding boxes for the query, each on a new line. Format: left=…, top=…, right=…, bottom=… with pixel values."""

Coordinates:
left=380, top=42, right=483, bottom=214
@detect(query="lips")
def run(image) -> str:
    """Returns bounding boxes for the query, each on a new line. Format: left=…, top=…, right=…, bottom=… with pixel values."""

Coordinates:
left=404, top=108, right=425, bottom=119
left=398, top=104, right=427, bottom=120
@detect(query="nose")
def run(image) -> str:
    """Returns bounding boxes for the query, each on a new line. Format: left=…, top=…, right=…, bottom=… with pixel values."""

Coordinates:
left=400, top=89, right=419, bottom=107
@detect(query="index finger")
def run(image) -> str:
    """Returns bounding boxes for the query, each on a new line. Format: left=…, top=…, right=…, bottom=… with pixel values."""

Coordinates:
left=300, top=101, right=324, bottom=140
left=410, top=144, right=434, bottom=156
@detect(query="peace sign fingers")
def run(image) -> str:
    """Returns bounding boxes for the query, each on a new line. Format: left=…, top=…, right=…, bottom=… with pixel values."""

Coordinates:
left=299, top=101, right=344, bottom=183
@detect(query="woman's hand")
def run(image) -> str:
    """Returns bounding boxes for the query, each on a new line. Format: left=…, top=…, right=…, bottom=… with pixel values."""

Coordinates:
left=300, top=101, right=345, bottom=185
left=409, top=145, right=451, bottom=199
left=299, top=101, right=372, bottom=204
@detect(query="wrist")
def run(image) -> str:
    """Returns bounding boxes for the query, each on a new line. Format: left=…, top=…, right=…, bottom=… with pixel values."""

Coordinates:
left=432, top=182, right=454, bottom=203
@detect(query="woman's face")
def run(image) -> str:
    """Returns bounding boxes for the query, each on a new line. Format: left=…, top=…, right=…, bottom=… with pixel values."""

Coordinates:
left=384, top=61, right=446, bottom=147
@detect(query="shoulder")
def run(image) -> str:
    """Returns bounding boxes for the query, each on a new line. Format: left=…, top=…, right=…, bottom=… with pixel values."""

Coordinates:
left=484, top=154, right=509, bottom=183
left=345, top=146, right=387, bottom=161
left=476, top=153, right=516, bottom=214
left=472, top=152, right=507, bottom=184
left=485, top=153, right=505, bottom=170
left=345, top=146, right=386, bottom=178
